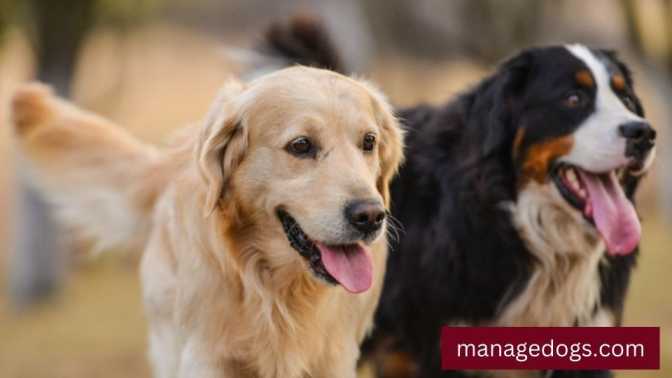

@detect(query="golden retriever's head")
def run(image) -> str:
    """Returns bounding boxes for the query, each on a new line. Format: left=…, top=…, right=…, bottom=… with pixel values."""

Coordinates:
left=196, top=67, right=403, bottom=293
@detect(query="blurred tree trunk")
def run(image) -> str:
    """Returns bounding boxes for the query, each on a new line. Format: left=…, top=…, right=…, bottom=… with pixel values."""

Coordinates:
left=0, top=0, right=15, bottom=44
left=663, top=0, right=672, bottom=74
left=619, top=0, right=645, bottom=56
left=30, top=0, right=96, bottom=95
left=10, top=0, right=96, bottom=308
left=362, top=0, right=544, bottom=63
left=456, top=0, right=544, bottom=63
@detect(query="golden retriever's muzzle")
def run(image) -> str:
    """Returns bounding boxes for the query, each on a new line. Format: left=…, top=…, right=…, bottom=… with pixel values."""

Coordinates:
left=277, top=209, right=338, bottom=286
left=276, top=199, right=386, bottom=293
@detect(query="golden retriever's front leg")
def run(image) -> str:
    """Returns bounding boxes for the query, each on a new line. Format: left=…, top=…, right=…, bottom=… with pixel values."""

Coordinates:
left=147, top=323, right=179, bottom=378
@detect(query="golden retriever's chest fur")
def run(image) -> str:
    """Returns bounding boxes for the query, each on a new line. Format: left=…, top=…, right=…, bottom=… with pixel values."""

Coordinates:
left=141, top=187, right=387, bottom=378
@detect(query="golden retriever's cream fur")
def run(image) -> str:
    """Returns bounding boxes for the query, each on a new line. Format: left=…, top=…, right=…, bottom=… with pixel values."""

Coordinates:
left=11, top=66, right=403, bottom=378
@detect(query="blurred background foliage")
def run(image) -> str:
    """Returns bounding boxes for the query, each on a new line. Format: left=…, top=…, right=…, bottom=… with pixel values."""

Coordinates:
left=0, top=0, right=671, bottom=377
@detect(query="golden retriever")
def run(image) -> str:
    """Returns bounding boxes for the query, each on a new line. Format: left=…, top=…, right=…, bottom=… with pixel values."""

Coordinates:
left=10, top=66, right=404, bottom=378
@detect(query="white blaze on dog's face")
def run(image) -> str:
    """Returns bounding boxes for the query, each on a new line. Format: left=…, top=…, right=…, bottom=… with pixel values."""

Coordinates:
left=562, top=44, right=654, bottom=174
left=197, top=67, right=403, bottom=293
left=511, top=45, right=656, bottom=256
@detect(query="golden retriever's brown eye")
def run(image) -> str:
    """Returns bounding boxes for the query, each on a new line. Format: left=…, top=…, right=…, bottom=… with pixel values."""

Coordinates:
left=362, top=133, right=376, bottom=152
left=286, top=136, right=315, bottom=158
left=563, top=91, right=587, bottom=109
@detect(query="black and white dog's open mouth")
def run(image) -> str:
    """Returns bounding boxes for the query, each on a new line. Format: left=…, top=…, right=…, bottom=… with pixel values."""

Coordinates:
left=550, top=162, right=641, bottom=255
left=276, top=209, right=374, bottom=293
left=552, top=163, right=594, bottom=219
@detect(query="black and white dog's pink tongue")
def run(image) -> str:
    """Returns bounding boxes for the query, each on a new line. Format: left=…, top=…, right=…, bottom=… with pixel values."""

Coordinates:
left=316, top=243, right=373, bottom=293
left=577, top=170, right=641, bottom=255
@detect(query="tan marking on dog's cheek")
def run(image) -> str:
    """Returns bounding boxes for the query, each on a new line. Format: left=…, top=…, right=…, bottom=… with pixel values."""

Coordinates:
left=520, top=136, right=574, bottom=184
left=611, top=74, right=626, bottom=92
left=576, top=70, right=595, bottom=88
left=512, top=128, right=525, bottom=161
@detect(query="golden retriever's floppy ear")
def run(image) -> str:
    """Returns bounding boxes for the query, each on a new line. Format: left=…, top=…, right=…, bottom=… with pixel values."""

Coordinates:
left=196, top=80, right=248, bottom=216
left=362, top=81, right=405, bottom=207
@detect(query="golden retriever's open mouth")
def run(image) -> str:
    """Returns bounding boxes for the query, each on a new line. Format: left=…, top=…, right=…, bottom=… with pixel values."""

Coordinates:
left=550, top=163, right=640, bottom=255
left=276, top=209, right=373, bottom=293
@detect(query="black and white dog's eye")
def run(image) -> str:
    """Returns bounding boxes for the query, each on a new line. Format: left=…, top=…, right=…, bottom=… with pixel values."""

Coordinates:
left=286, top=136, right=315, bottom=157
left=563, top=91, right=587, bottom=108
left=362, top=133, right=377, bottom=152
left=621, top=95, right=637, bottom=112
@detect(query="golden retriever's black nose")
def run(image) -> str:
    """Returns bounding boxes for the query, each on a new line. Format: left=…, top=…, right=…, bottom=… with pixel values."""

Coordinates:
left=345, top=200, right=386, bottom=235
left=620, top=121, right=655, bottom=159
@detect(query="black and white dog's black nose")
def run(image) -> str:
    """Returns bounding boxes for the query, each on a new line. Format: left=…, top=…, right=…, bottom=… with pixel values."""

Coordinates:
left=619, top=121, right=656, bottom=159
left=345, top=200, right=385, bottom=235
left=619, top=121, right=656, bottom=142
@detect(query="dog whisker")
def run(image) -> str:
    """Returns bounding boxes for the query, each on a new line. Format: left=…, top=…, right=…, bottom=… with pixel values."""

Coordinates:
left=385, top=216, right=402, bottom=245
left=384, top=212, right=404, bottom=245
left=387, top=212, right=405, bottom=233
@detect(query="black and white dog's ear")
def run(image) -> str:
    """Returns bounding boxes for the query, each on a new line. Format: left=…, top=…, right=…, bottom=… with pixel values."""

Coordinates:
left=480, top=49, right=533, bottom=156
left=498, top=49, right=533, bottom=94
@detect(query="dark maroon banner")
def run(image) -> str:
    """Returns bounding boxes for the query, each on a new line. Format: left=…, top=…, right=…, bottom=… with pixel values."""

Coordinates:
left=441, top=327, right=659, bottom=370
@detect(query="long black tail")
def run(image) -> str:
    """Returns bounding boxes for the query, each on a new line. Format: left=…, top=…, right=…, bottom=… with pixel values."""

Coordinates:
left=261, top=14, right=346, bottom=74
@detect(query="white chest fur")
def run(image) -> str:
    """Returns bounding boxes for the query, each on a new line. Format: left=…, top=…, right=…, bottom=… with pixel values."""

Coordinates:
left=499, top=183, right=606, bottom=326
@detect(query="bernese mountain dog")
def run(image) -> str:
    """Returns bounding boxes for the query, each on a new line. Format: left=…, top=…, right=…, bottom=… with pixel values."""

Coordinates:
left=259, top=17, right=657, bottom=378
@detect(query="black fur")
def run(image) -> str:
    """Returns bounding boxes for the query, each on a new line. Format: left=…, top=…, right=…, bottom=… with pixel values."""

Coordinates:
left=263, top=14, right=345, bottom=73
left=261, top=19, right=647, bottom=378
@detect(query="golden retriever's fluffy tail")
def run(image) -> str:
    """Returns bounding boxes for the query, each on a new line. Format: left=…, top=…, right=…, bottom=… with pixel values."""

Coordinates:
left=11, top=83, right=161, bottom=252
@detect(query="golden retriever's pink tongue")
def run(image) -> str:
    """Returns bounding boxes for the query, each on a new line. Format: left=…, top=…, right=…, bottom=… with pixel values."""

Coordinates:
left=577, top=170, right=641, bottom=255
left=316, top=243, right=373, bottom=293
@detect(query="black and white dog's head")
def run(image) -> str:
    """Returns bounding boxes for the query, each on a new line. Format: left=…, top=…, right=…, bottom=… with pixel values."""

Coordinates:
left=481, top=44, right=656, bottom=256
